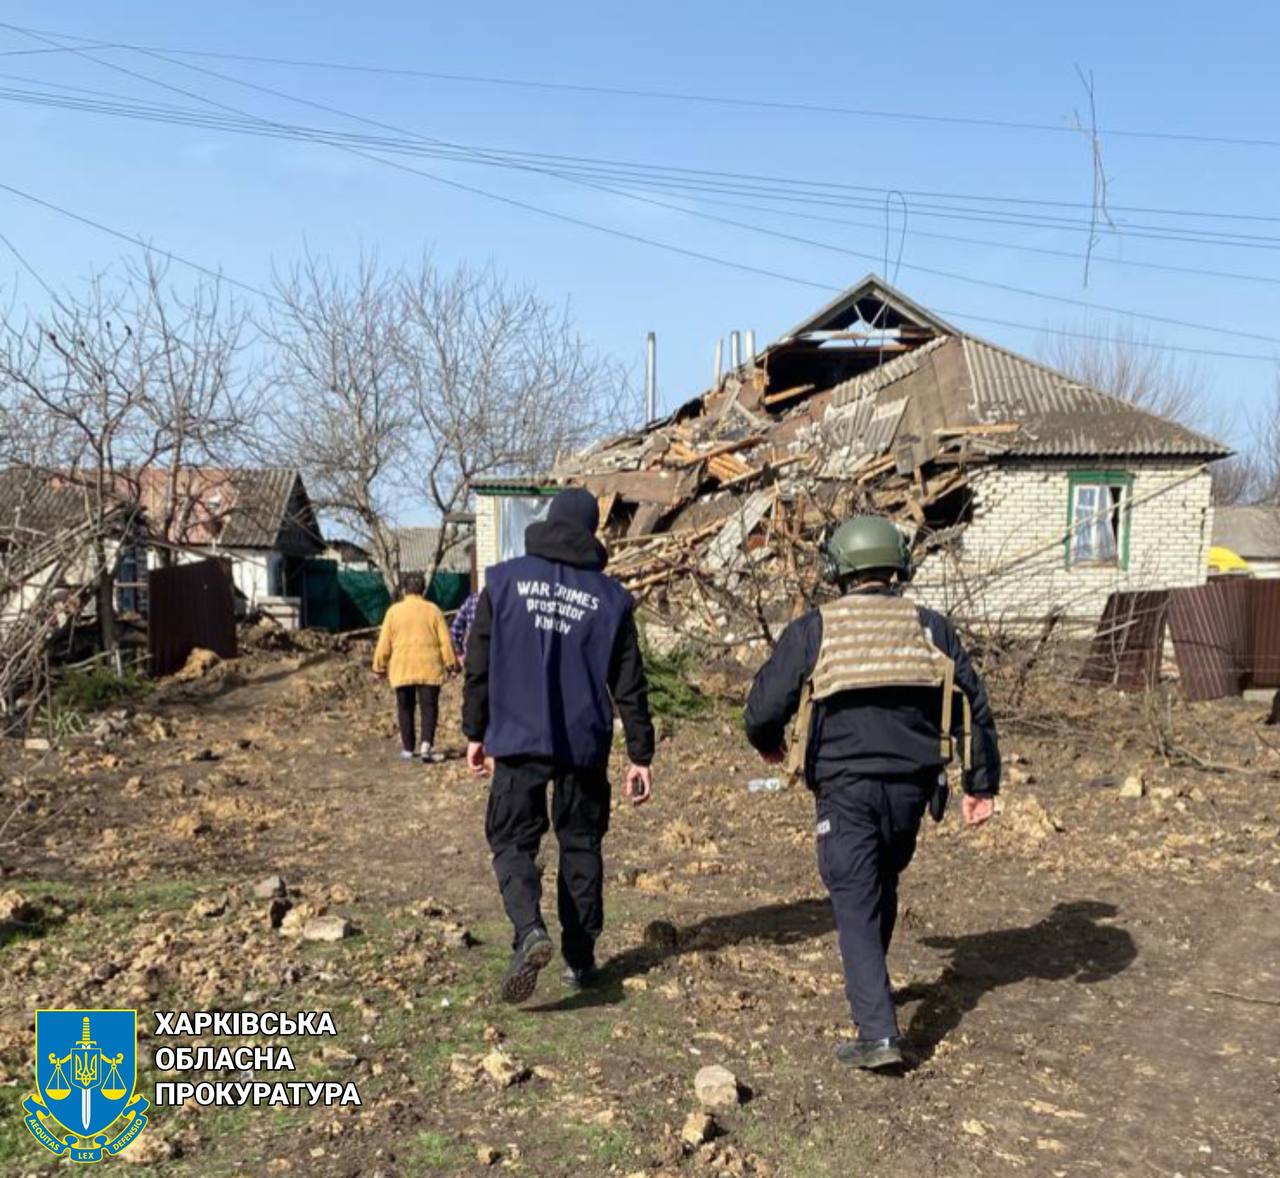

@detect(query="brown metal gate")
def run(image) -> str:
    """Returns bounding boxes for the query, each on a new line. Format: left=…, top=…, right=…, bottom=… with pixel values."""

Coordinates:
left=1084, top=579, right=1280, bottom=701
left=1079, top=590, right=1170, bottom=690
left=1249, top=580, right=1280, bottom=689
left=148, top=558, right=237, bottom=677
left=1166, top=579, right=1252, bottom=701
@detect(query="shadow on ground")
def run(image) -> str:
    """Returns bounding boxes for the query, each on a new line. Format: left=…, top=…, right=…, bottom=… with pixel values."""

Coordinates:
left=528, top=898, right=1138, bottom=1060
left=904, top=900, right=1138, bottom=1064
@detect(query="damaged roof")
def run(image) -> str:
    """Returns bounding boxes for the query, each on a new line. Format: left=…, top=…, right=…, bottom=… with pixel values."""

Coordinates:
left=788, top=276, right=1229, bottom=460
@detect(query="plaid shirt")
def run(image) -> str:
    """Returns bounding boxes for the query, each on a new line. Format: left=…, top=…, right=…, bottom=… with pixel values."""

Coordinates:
left=449, top=591, right=481, bottom=657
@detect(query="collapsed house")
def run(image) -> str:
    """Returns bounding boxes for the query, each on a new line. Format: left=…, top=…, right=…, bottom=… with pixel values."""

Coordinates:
left=473, top=275, right=1229, bottom=644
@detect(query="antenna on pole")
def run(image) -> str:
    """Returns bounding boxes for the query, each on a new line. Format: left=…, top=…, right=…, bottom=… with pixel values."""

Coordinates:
left=644, top=331, right=657, bottom=422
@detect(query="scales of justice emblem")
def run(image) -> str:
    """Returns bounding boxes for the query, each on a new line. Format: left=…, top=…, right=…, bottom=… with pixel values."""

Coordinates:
left=23, top=1010, right=151, bottom=1164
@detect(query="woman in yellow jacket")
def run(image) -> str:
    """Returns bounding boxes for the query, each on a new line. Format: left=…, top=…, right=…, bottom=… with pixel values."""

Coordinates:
left=372, top=572, right=459, bottom=762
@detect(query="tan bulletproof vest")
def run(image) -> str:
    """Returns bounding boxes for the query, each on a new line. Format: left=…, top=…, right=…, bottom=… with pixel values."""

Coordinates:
left=785, top=593, right=968, bottom=778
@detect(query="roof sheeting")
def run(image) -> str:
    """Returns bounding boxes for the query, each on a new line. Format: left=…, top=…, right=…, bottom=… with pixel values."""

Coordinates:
left=216, top=469, right=323, bottom=552
left=1212, top=505, right=1280, bottom=558
left=958, top=337, right=1230, bottom=458
left=394, top=526, right=473, bottom=574
left=0, top=469, right=92, bottom=538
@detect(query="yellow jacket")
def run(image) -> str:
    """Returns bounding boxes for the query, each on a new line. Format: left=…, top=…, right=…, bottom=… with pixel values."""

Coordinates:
left=372, top=595, right=458, bottom=687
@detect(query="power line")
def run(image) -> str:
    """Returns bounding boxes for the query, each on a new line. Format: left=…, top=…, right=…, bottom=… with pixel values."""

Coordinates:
left=91, top=32, right=1280, bottom=342
left=6, top=36, right=1280, bottom=349
left=0, top=226, right=56, bottom=298
left=7, top=33, right=1280, bottom=228
left=0, top=179, right=280, bottom=304
left=3, top=24, right=1279, bottom=154
left=6, top=77, right=1280, bottom=258
left=5, top=26, right=1278, bottom=364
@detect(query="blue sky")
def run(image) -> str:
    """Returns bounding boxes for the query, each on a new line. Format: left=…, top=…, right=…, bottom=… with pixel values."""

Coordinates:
left=1, top=2, right=1277, bottom=448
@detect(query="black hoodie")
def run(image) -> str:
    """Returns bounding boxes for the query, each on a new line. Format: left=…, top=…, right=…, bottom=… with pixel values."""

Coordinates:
left=462, top=519, right=655, bottom=767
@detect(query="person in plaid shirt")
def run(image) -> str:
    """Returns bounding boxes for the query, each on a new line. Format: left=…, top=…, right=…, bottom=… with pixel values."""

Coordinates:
left=449, top=590, right=481, bottom=659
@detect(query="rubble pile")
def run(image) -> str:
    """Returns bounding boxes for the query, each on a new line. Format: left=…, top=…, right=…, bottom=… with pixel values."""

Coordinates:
left=555, top=343, right=1016, bottom=645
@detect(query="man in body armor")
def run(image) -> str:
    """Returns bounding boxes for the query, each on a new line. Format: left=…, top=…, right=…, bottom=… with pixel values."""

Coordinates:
left=744, top=515, right=1000, bottom=1070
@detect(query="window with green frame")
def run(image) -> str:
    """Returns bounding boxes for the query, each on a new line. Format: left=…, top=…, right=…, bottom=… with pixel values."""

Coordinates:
left=1065, top=471, right=1134, bottom=568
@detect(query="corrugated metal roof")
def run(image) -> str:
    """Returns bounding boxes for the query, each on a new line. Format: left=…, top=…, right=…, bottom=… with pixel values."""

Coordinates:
left=1212, top=505, right=1280, bottom=558
left=394, top=526, right=473, bottom=574
left=960, top=337, right=1230, bottom=458
left=0, top=468, right=91, bottom=537
left=827, top=334, right=948, bottom=410
left=219, top=469, right=323, bottom=551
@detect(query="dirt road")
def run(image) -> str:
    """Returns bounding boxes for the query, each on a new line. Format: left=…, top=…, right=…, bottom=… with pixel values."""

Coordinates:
left=2, top=644, right=1277, bottom=1176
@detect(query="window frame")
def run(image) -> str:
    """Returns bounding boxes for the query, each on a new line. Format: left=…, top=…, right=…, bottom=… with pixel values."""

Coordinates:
left=1065, top=470, right=1134, bottom=569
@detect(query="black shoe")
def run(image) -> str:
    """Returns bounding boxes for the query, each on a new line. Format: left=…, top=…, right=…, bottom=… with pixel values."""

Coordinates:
left=500, top=929, right=554, bottom=1005
left=835, top=1037, right=904, bottom=1070
left=561, top=963, right=598, bottom=993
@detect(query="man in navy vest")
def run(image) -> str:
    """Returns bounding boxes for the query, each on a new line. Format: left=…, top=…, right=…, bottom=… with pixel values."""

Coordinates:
left=463, top=487, right=655, bottom=1004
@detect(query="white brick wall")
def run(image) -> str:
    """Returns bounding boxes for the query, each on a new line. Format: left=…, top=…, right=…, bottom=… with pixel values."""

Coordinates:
left=912, top=459, right=1214, bottom=631
left=474, top=495, right=501, bottom=589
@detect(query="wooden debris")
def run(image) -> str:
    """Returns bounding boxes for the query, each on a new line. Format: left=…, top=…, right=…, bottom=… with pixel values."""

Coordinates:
left=546, top=342, right=1009, bottom=643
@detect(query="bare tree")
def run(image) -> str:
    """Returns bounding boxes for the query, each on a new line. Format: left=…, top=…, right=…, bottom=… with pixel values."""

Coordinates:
left=1039, top=320, right=1206, bottom=426
left=1211, top=455, right=1257, bottom=506
left=1207, top=379, right=1280, bottom=506
left=1245, top=381, right=1280, bottom=504
left=398, top=259, right=630, bottom=582
left=260, top=255, right=413, bottom=587
left=0, top=257, right=250, bottom=651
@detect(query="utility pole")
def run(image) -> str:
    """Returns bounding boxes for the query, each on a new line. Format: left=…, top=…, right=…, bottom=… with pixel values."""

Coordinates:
left=644, top=331, right=657, bottom=422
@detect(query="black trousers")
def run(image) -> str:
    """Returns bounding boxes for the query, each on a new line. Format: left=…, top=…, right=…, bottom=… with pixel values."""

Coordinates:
left=395, top=684, right=440, bottom=751
left=815, top=775, right=931, bottom=1041
left=485, top=756, right=611, bottom=969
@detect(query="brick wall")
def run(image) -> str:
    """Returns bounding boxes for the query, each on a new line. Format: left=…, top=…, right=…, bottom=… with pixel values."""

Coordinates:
left=912, top=459, right=1215, bottom=631
left=474, top=495, right=501, bottom=589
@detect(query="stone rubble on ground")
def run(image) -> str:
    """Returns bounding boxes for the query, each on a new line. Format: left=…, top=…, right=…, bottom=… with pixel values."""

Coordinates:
left=253, top=874, right=288, bottom=899
left=681, top=1110, right=716, bottom=1148
left=694, top=1063, right=741, bottom=1111
left=301, top=915, right=354, bottom=943
left=479, top=1048, right=528, bottom=1088
left=1119, top=772, right=1146, bottom=800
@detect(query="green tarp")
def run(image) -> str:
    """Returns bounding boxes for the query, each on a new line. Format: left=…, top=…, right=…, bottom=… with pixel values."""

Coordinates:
left=302, top=561, right=468, bottom=631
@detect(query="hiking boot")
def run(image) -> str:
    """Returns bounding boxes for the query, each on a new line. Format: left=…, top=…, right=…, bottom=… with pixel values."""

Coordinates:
left=500, top=929, right=554, bottom=1005
left=561, top=963, right=599, bottom=993
left=835, top=1037, right=903, bottom=1070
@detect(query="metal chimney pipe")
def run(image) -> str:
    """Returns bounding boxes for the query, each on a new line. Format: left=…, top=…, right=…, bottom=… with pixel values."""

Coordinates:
left=644, top=332, right=657, bottom=422
left=713, top=338, right=723, bottom=386
left=744, top=329, right=756, bottom=366
left=729, top=330, right=741, bottom=370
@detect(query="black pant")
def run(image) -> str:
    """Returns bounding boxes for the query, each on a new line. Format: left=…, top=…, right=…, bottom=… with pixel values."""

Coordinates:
left=815, top=775, right=931, bottom=1040
left=485, top=756, right=611, bottom=969
left=395, top=684, right=440, bottom=751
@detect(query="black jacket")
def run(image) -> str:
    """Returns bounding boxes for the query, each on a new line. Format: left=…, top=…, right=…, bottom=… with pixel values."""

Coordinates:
left=743, top=588, right=1000, bottom=795
left=462, top=519, right=655, bottom=767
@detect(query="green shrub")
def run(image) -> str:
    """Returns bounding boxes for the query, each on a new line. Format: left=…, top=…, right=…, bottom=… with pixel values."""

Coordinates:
left=52, top=664, right=151, bottom=715
left=639, top=632, right=708, bottom=720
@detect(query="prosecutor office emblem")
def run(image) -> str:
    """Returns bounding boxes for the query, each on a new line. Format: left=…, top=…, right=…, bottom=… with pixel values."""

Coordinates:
left=24, top=1009, right=150, bottom=1163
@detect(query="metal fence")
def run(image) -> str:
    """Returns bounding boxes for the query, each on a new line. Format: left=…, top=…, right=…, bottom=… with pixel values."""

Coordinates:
left=148, top=558, right=237, bottom=677
left=1083, top=579, right=1280, bottom=701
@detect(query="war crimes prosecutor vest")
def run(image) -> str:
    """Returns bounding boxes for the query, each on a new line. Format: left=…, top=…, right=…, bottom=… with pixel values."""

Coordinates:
left=787, top=593, right=964, bottom=778
left=483, top=553, right=633, bottom=768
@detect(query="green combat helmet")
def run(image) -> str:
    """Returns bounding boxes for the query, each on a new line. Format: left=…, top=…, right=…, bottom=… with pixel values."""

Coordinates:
left=823, top=515, right=913, bottom=583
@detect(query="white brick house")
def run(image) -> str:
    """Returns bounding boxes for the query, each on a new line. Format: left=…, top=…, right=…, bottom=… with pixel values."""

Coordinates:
left=470, top=276, right=1228, bottom=628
